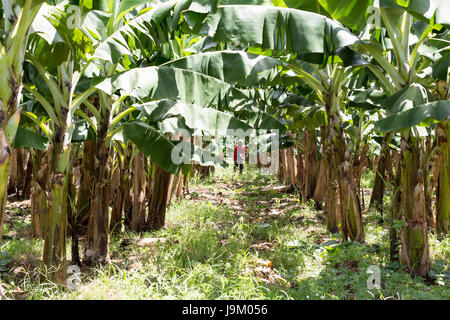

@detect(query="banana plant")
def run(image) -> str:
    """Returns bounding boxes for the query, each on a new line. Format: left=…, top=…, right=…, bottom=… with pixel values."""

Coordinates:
left=290, top=0, right=449, bottom=277
left=10, top=0, right=277, bottom=266
left=69, top=0, right=232, bottom=264
left=17, top=0, right=189, bottom=275
left=21, top=0, right=99, bottom=282
left=358, top=4, right=449, bottom=277
left=55, top=1, right=296, bottom=262
left=347, top=87, right=392, bottom=211
left=183, top=3, right=372, bottom=241
left=0, top=0, right=47, bottom=247
left=99, top=44, right=291, bottom=232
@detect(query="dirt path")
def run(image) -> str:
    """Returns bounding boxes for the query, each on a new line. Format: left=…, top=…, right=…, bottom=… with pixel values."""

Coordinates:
left=188, top=175, right=329, bottom=244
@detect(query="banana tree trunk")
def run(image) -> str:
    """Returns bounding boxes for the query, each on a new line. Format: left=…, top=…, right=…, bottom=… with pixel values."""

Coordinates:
left=424, top=136, right=436, bottom=229
left=278, top=149, right=285, bottom=183
left=323, top=124, right=340, bottom=234
left=31, top=182, right=45, bottom=239
left=31, top=149, right=46, bottom=239
left=0, top=0, right=45, bottom=247
left=176, top=173, right=184, bottom=198
left=75, top=140, right=96, bottom=232
left=277, top=149, right=282, bottom=181
left=399, top=134, right=430, bottom=276
left=67, top=144, right=80, bottom=266
left=171, top=171, right=184, bottom=201
left=370, top=136, right=391, bottom=210
left=313, top=127, right=327, bottom=207
left=16, top=148, right=26, bottom=194
left=42, top=170, right=68, bottom=284
left=286, top=146, right=297, bottom=185
left=295, top=146, right=305, bottom=191
left=304, top=129, right=319, bottom=198
left=389, top=156, right=402, bottom=262
left=130, top=152, right=147, bottom=232
left=123, top=146, right=134, bottom=231
left=436, top=121, right=449, bottom=234
left=42, top=130, right=70, bottom=284
left=110, top=145, right=132, bottom=234
left=355, top=144, right=369, bottom=210
left=85, top=121, right=111, bottom=265
left=22, top=150, right=33, bottom=199
left=8, top=149, right=18, bottom=196
left=0, top=131, right=10, bottom=247
left=10, top=148, right=26, bottom=198
left=337, top=159, right=364, bottom=242
left=146, top=164, right=173, bottom=231
left=313, top=159, right=327, bottom=206
left=328, top=112, right=364, bottom=243
left=183, top=172, right=190, bottom=195
left=110, top=164, right=121, bottom=233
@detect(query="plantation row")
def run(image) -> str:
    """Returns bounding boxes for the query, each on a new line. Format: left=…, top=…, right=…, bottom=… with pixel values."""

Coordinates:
left=0, top=0, right=449, bottom=287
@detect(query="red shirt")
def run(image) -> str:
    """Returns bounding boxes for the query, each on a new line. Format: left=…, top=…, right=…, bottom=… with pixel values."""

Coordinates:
left=233, top=145, right=246, bottom=161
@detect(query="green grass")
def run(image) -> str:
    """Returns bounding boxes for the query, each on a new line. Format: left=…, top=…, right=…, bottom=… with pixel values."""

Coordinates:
left=0, top=165, right=449, bottom=300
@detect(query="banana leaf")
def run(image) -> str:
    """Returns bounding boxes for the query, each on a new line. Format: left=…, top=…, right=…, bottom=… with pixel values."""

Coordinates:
left=197, top=5, right=360, bottom=63
left=375, top=100, right=450, bottom=132
left=161, top=50, right=282, bottom=86
left=135, top=99, right=252, bottom=136
left=13, top=126, right=49, bottom=150
left=122, top=120, right=226, bottom=174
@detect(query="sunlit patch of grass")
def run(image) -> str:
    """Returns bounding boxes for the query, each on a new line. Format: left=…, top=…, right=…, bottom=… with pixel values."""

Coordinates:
left=361, top=170, right=375, bottom=190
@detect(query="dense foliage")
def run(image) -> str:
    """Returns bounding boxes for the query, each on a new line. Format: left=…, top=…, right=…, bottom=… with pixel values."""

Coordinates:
left=0, top=0, right=448, bottom=298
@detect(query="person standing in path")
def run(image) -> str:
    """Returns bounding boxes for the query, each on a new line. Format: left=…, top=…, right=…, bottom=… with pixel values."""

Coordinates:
left=233, top=139, right=246, bottom=174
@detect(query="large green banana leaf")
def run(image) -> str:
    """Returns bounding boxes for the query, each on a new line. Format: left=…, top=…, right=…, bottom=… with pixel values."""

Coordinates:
left=348, top=88, right=387, bottom=110
left=14, top=118, right=97, bottom=149
left=374, top=83, right=447, bottom=132
left=245, top=109, right=286, bottom=132
left=153, top=117, right=195, bottom=135
left=375, top=101, right=450, bottom=132
left=383, top=0, right=450, bottom=27
left=183, top=35, right=218, bottom=53
left=92, top=1, right=176, bottom=64
left=432, top=51, right=450, bottom=81
left=123, top=121, right=183, bottom=174
left=95, top=65, right=285, bottom=132
left=292, top=105, right=327, bottom=131
left=112, top=0, right=178, bottom=21
left=29, top=2, right=95, bottom=70
left=29, top=3, right=65, bottom=45
left=173, top=140, right=227, bottom=168
left=95, top=66, right=243, bottom=107
left=134, top=97, right=285, bottom=136
left=196, top=5, right=360, bottom=62
left=122, top=120, right=225, bottom=174
left=382, top=83, right=435, bottom=114
left=135, top=99, right=252, bottom=136
left=92, top=0, right=218, bottom=64
left=76, top=0, right=150, bottom=11
left=301, top=0, right=449, bottom=29
left=13, top=126, right=49, bottom=150
left=161, top=50, right=282, bottom=86
left=284, top=0, right=371, bottom=31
